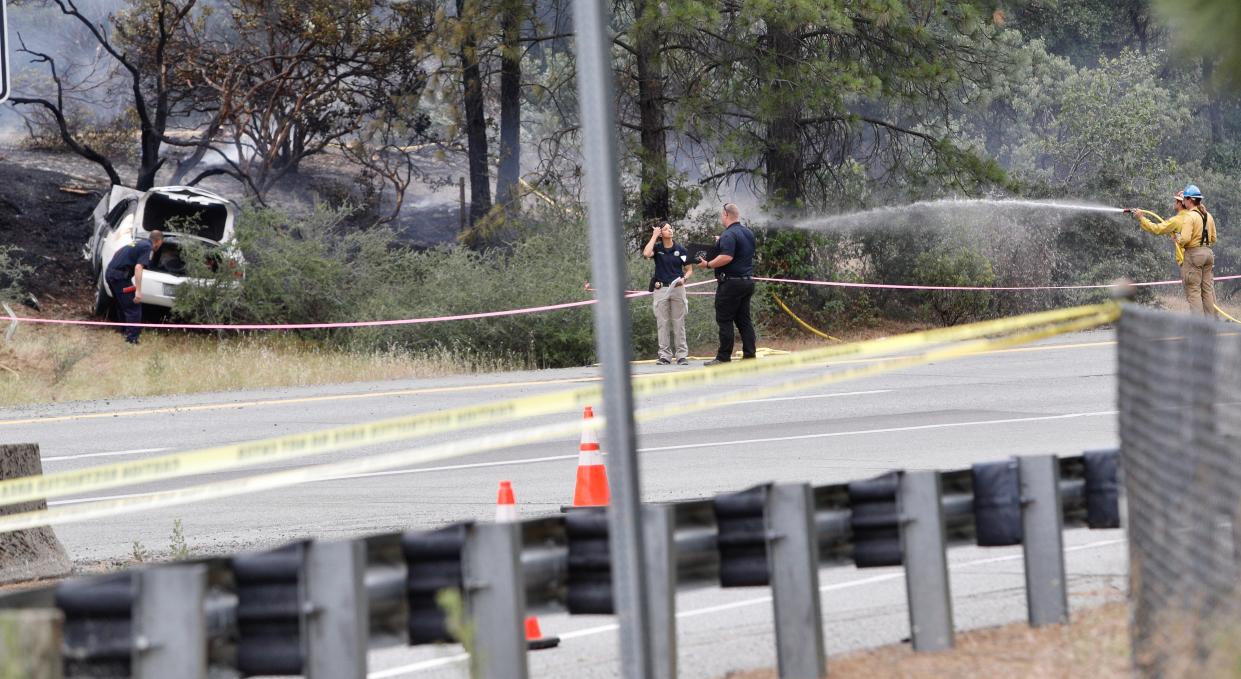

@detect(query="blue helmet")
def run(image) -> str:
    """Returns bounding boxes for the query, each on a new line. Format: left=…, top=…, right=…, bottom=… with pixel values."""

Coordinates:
left=1184, top=184, right=1204, bottom=199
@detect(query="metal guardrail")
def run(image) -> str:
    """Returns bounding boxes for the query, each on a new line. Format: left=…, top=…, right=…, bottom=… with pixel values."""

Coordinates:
left=0, top=451, right=1121, bottom=679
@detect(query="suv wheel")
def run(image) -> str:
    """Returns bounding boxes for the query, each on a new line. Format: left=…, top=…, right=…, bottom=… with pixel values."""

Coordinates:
left=92, top=280, right=115, bottom=319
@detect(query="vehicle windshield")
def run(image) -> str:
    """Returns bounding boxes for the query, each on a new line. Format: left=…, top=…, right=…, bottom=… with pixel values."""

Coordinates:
left=141, top=191, right=230, bottom=242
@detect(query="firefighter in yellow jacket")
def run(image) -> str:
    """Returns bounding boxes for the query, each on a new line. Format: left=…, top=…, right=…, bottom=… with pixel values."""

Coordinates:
left=1129, top=184, right=1219, bottom=318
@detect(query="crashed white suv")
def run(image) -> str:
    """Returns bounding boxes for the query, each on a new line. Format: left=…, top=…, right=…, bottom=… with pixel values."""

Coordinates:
left=85, top=186, right=242, bottom=315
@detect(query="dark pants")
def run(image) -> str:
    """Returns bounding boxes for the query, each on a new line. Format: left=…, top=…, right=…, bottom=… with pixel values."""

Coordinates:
left=714, top=277, right=756, bottom=361
left=107, top=277, right=141, bottom=342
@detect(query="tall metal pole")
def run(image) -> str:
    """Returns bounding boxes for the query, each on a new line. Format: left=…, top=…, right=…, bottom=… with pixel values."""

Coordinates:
left=571, top=1, right=654, bottom=675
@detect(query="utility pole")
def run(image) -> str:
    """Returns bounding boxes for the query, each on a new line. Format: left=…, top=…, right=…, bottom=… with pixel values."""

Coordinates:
left=571, top=1, right=654, bottom=676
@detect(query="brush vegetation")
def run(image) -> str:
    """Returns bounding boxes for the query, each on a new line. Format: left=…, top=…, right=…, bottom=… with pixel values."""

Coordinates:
left=171, top=203, right=723, bottom=368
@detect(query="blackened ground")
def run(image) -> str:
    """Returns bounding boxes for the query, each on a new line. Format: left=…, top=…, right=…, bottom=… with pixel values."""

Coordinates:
left=0, top=159, right=101, bottom=310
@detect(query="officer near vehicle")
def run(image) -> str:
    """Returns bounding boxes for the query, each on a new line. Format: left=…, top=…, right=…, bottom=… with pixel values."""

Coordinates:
left=1129, top=184, right=1218, bottom=318
left=644, top=222, right=693, bottom=365
left=697, top=203, right=757, bottom=365
left=105, top=230, right=163, bottom=344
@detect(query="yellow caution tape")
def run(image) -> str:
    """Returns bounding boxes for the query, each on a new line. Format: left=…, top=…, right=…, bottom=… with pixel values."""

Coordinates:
left=0, top=304, right=1119, bottom=534
left=0, top=389, right=599, bottom=506
left=772, top=292, right=842, bottom=342
left=0, top=302, right=1119, bottom=507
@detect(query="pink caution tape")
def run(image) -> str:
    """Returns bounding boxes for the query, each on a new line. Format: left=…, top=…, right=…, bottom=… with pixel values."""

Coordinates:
left=7, top=273, right=1232, bottom=332
left=754, top=274, right=1241, bottom=292
left=11, top=299, right=601, bottom=330
left=8, top=280, right=718, bottom=331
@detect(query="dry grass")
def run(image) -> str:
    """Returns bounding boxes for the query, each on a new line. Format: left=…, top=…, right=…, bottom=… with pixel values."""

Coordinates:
left=1129, top=602, right=1241, bottom=679
left=722, top=602, right=1130, bottom=679
left=1157, top=290, right=1241, bottom=320
left=0, top=325, right=527, bottom=406
left=757, top=312, right=939, bottom=352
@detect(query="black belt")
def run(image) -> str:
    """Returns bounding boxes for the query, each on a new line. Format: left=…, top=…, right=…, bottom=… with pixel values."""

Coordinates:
left=717, top=274, right=752, bottom=281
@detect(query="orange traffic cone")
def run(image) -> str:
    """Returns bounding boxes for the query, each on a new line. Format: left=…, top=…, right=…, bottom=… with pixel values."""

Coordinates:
left=571, top=406, right=611, bottom=507
left=524, top=614, right=559, bottom=650
left=495, top=480, right=518, bottom=523
left=493, top=480, right=561, bottom=651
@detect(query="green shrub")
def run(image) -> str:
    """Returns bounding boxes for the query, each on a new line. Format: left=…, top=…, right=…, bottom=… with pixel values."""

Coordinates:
left=1053, top=214, right=1166, bottom=306
left=912, top=246, right=995, bottom=325
left=177, top=206, right=352, bottom=327
left=756, top=227, right=876, bottom=334
left=0, top=246, right=31, bottom=304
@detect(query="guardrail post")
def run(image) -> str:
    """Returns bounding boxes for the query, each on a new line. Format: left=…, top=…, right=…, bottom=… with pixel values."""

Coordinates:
left=134, top=565, right=207, bottom=679
left=0, top=608, right=62, bottom=679
left=768, top=483, right=826, bottom=678
left=1019, top=455, right=1069, bottom=627
left=464, top=523, right=528, bottom=679
left=643, top=504, right=677, bottom=679
left=899, top=470, right=953, bottom=652
left=572, top=0, right=655, bottom=671
left=305, top=540, right=368, bottom=679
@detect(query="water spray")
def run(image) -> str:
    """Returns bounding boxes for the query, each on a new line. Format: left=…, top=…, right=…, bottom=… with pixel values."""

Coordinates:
left=792, top=198, right=1129, bottom=233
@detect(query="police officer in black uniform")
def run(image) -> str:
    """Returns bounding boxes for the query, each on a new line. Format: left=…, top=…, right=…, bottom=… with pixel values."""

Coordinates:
left=697, top=204, right=756, bottom=365
left=105, top=230, right=163, bottom=344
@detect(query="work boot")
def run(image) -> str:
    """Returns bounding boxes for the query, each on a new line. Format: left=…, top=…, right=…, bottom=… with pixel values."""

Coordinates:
left=655, top=357, right=671, bottom=365
left=703, top=358, right=728, bottom=366
left=676, top=358, right=689, bottom=366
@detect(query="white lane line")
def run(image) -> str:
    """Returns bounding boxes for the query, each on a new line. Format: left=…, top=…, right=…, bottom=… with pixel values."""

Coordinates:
left=367, top=537, right=1126, bottom=677
left=727, top=389, right=891, bottom=405
left=43, top=448, right=170, bottom=463
left=49, top=410, right=1119, bottom=505
left=49, top=490, right=161, bottom=507
left=331, top=453, right=580, bottom=482
left=369, top=656, right=470, bottom=678
left=638, top=410, right=1117, bottom=454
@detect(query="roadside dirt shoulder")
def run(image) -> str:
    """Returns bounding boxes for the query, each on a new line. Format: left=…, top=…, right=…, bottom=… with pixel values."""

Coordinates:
left=722, top=601, right=1129, bottom=679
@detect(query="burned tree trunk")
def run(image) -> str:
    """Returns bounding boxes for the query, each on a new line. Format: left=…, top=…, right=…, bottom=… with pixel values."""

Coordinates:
left=135, top=128, right=165, bottom=191
left=634, top=0, right=670, bottom=227
left=459, top=0, right=492, bottom=229
left=764, top=19, right=803, bottom=211
left=496, top=0, right=523, bottom=210
left=0, top=444, right=72, bottom=584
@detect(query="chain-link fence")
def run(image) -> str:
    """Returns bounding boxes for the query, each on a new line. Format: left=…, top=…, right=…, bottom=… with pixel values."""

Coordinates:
left=1120, top=305, right=1241, bottom=677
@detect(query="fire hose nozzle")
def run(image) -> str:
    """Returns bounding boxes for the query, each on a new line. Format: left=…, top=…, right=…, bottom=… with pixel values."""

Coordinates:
left=1122, top=208, right=1133, bottom=214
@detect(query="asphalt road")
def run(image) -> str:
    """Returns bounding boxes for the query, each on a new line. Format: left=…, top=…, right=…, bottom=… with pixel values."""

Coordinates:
left=0, top=328, right=1127, bottom=677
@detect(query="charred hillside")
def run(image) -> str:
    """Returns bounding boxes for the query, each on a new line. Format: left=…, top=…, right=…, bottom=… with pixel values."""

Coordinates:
left=0, top=157, right=100, bottom=309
